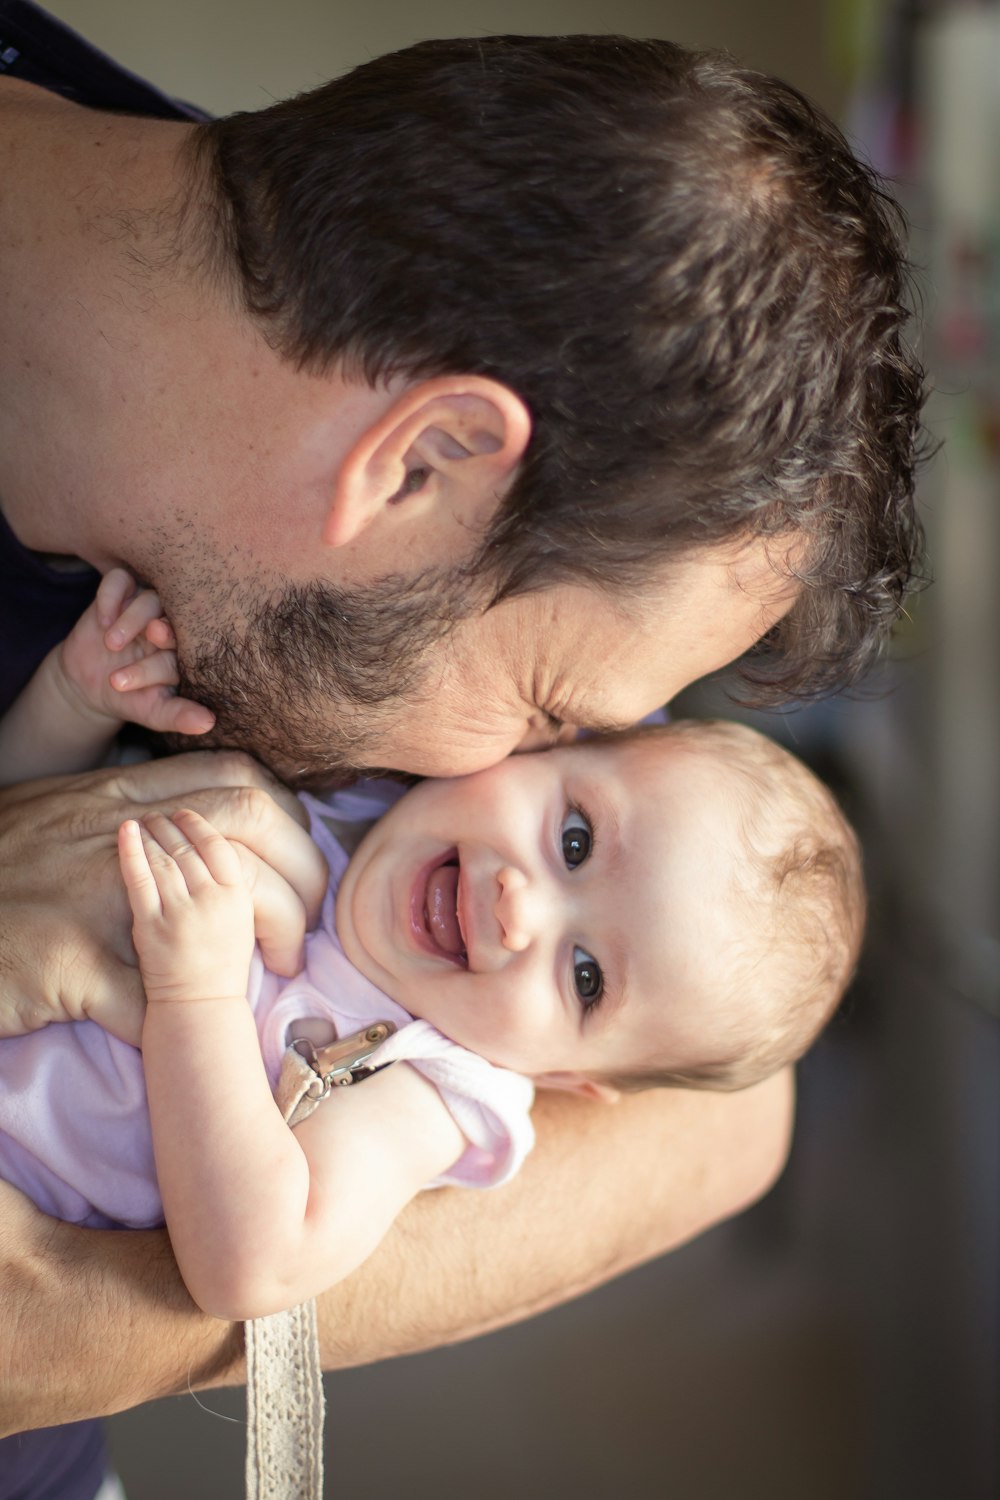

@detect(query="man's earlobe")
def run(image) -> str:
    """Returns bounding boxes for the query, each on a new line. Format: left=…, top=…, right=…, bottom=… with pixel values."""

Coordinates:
left=535, top=1071, right=621, bottom=1104
left=323, top=376, right=531, bottom=549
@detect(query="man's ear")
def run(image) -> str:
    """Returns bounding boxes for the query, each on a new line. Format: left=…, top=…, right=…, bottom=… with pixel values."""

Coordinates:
left=534, top=1070, right=621, bottom=1104
left=323, top=375, right=531, bottom=549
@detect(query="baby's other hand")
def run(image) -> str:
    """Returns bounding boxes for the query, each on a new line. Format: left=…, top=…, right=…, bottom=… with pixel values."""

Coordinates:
left=60, top=568, right=215, bottom=736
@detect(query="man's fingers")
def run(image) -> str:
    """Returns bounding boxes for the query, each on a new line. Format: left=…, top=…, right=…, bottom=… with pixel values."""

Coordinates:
left=234, top=849, right=310, bottom=977
left=225, top=803, right=329, bottom=934
left=109, top=752, right=304, bottom=822
left=105, top=761, right=325, bottom=924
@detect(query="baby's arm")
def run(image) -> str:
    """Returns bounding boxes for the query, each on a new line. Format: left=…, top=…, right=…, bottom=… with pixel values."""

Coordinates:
left=123, top=810, right=464, bottom=1320
left=0, top=568, right=214, bottom=785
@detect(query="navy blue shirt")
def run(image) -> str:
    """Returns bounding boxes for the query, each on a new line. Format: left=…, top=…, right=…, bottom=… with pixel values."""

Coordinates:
left=0, top=6, right=211, bottom=1494
left=0, top=510, right=101, bottom=713
left=0, top=0, right=209, bottom=714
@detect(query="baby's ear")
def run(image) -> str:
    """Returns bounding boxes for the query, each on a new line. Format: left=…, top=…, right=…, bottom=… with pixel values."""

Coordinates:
left=534, top=1070, right=620, bottom=1104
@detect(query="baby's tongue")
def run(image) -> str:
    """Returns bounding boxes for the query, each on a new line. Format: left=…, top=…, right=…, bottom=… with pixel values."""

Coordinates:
left=426, top=863, right=463, bottom=955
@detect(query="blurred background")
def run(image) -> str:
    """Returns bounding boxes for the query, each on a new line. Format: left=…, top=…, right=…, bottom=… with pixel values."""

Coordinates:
left=38, top=2, right=1000, bottom=1495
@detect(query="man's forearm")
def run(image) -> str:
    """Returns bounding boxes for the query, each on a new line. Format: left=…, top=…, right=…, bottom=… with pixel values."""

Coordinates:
left=312, top=1070, right=796, bottom=1366
left=0, top=1200, right=242, bottom=1436
left=0, top=1071, right=793, bottom=1433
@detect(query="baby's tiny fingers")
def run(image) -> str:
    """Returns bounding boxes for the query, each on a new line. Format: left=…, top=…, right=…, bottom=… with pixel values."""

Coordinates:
left=166, top=697, right=216, bottom=735
left=110, top=649, right=179, bottom=694
left=118, top=819, right=163, bottom=920
left=145, top=616, right=177, bottom=650
left=143, top=811, right=220, bottom=895
left=173, top=809, right=246, bottom=888
left=96, top=568, right=138, bottom=630
left=135, top=821, right=193, bottom=904
left=105, top=587, right=164, bottom=651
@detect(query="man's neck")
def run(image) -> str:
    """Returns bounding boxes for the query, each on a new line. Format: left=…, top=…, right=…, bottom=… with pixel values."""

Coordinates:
left=0, top=76, right=196, bottom=560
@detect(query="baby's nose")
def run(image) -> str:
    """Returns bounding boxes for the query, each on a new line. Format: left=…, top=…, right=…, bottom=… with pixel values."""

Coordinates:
left=495, top=866, right=531, bottom=952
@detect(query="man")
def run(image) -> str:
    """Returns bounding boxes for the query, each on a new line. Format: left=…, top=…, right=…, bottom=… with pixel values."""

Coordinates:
left=0, top=9, right=924, bottom=1497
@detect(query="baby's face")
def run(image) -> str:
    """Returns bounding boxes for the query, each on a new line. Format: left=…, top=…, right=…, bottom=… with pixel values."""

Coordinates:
left=335, top=736, right=749, bottom=1086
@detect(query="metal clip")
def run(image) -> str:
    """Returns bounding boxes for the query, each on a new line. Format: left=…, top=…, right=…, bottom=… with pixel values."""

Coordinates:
left=289, top=1021, right=396, bottom=1096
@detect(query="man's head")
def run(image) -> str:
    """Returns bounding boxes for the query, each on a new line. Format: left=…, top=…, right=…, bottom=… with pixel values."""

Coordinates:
left=335, top=720, right=865, bottom=1092
left=16, top=35, right=923, bottom=781
left=172, top=31, right=924, bottom=781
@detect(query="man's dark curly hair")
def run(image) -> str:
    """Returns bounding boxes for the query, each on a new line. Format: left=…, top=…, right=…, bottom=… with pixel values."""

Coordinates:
left=192, top=34, right=927, bottom=701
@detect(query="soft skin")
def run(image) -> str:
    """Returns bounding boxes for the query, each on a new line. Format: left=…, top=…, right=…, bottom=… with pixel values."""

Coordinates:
left=337, top=736, right=753, bottom=1085
left=107, top=738, right=808, bottom=1322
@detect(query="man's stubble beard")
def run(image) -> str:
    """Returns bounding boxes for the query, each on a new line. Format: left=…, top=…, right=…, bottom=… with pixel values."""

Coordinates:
left=168, top=566, right=485, bottom=789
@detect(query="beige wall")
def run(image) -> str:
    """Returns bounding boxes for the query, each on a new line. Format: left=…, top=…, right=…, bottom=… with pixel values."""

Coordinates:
left=49, top=0, right=843, bottom=119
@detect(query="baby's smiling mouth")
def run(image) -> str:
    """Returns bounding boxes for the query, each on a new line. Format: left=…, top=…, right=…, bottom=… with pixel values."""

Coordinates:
left=423, top=853, right=467, bottom=964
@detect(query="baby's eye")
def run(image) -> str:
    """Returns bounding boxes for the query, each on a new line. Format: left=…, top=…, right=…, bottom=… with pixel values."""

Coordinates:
left=561, top=807, right=593, bottom=869
left=573, top=947, right=603, bottom=1006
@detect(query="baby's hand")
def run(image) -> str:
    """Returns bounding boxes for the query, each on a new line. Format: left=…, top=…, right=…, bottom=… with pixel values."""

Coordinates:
left=60, top=568, right=215, bottom=736
left=118, top=810, right=255, bottom=1007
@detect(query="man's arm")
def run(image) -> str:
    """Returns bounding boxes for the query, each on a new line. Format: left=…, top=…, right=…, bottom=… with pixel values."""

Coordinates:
left=0, top=1071, right=793, bottom=1433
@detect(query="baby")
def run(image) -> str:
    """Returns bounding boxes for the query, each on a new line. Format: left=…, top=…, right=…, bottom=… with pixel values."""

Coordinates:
left=0, top=572, right=864, bottom=1321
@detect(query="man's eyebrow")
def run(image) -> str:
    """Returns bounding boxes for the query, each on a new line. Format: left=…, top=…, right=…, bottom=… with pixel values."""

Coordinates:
left=563, top=702, right=635, bottom=736
left=595, top=719, right=634, bottom=737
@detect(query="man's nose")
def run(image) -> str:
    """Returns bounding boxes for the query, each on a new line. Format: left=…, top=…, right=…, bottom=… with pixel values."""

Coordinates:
left=495, top=865, right=534, bottom=952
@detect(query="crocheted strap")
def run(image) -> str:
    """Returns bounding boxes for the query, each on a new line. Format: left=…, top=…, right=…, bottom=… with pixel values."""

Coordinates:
left=243, top=1029, right=396, bottom=1498
left=245, top=1300, right=324, bottom=1500
left=244, top=1045, right=330, bottom=1500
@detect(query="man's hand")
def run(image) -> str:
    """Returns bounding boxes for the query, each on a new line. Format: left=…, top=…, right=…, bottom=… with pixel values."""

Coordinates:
left=0, top=752, right=327, bottom=1045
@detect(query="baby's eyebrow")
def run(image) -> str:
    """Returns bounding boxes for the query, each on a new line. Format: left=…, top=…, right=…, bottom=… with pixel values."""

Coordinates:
left=598, top=948, right=629, bottom=1027
left=585, top=783, right=630, bottom=1020
left=589, top=781, right=625, bottom=880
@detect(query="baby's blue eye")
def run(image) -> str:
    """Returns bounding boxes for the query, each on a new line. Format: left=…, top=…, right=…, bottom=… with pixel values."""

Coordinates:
left=573, top=947, right=603, bottom=1006
left=561, top=807, right=592, bottom=869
